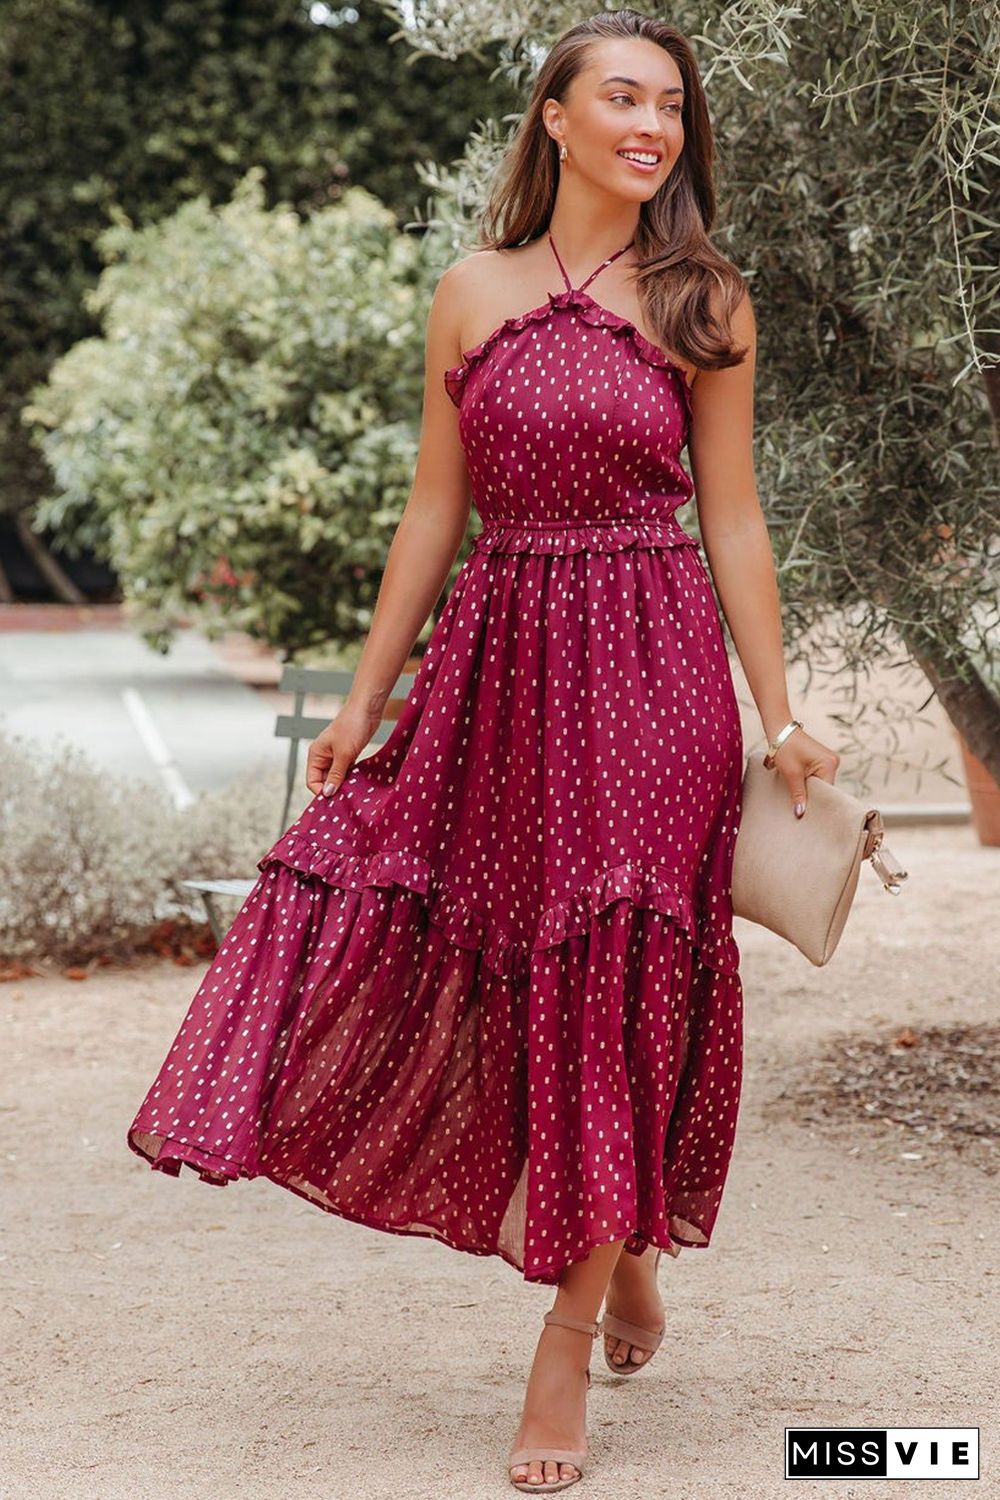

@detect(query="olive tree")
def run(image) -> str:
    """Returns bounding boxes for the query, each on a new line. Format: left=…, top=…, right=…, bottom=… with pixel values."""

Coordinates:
left=405, top=0, right=1000, bottom=782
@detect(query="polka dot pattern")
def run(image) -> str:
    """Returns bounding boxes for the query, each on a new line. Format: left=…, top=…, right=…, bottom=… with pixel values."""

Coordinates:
left=126, top=233, right=745, bottom=1286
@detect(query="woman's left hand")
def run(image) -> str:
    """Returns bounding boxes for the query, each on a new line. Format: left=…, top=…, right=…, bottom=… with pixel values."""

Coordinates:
left=769, top=727, right=840, bottom=818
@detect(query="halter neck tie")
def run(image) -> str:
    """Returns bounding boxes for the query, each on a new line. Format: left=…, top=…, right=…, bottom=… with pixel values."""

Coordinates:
left=547, top=230, right=634, bottom=294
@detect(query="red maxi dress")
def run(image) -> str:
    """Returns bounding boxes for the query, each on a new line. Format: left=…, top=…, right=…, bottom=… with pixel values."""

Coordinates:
left=127, top=231, right=745, bottom=1286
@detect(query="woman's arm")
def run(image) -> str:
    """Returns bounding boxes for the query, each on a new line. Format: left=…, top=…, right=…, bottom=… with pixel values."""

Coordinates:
left=687, top=290, right=839, bottom=814
left=305, top=260, right=474, bottom=796
left=343, top=261, right=474, bottom=722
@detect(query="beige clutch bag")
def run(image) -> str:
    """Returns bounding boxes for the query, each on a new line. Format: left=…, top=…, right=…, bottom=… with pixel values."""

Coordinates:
left=731, top=751, right=908, bottom=966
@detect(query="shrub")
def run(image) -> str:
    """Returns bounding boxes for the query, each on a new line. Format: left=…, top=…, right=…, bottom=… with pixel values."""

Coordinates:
left=0, top=726, right=294, bottom=967
left=24, top=172, right=433, bottom=657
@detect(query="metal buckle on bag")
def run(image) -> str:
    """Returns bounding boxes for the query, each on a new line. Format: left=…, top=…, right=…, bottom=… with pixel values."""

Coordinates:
left=871, top=843, right=907, bottom=893
left=864, top=818, right=908, bottom=893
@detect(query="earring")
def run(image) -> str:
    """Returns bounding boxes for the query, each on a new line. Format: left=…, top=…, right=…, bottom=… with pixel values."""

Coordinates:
left=559, top=142, right=568, bottom=162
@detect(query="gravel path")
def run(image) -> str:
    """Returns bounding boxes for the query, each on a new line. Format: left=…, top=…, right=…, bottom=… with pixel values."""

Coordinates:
left=2, top=824, right=996, bottom=1499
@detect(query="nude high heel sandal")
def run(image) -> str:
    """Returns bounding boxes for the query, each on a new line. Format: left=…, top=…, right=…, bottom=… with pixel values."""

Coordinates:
left=507, top=1309, right=600, bottom=1493
left=599, top=1246, right=665, bottom=1375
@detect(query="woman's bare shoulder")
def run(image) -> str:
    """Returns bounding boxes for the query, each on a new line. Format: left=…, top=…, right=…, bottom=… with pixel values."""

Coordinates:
left=433, top=249, right=514, bottom=358
left=436, top=244, right=545, bottom=356
left=436, top=247, right=507, bottom=301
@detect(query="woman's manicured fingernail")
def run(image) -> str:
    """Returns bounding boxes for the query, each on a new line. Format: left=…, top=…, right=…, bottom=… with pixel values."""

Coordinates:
left=794, top=801, right=805, bottom=818
left=322, top=783, right=333, bottom=796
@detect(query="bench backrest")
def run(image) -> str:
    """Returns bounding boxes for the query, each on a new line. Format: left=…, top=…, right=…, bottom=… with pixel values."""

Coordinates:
left=273, top=664, right=417, bottom=835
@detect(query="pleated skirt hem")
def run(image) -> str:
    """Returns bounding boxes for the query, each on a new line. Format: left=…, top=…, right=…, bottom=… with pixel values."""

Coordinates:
left=126, top=1115, right=726, bottom=1285
left=126, top=845, right=743, bottom=1286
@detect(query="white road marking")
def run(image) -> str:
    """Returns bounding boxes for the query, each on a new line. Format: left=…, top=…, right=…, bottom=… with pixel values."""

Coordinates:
left=122, top=687, right=196, bottom=808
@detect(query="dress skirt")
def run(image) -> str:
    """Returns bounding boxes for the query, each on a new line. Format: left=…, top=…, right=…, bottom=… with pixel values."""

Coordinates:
left=127, top=518, right=744, bottom=1285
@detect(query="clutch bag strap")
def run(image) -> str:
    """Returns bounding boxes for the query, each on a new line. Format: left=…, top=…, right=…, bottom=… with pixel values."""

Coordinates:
left=861, top=808, right=908, bottom=892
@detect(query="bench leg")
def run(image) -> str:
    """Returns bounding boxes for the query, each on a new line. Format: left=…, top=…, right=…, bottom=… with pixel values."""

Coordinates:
left=201, top=892, right=227, bottom=947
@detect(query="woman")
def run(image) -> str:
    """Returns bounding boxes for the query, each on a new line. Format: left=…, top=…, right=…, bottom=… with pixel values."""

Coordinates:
left=127, top=9, right=840, bottom=1493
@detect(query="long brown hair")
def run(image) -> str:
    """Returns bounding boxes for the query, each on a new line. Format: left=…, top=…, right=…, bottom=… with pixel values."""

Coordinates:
left=470, top=9, right=749, bottom=375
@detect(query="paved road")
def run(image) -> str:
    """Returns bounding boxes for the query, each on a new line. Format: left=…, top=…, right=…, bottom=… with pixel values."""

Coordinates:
left=0, top=623, right=293, bottom=804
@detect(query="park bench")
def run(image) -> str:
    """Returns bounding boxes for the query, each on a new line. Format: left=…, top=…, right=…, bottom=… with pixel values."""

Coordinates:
left=182, top=662, right=416, bottom=944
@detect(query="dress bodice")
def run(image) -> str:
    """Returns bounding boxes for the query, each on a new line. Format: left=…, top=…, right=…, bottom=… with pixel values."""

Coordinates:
left=444, top=230, right=696, bottom=553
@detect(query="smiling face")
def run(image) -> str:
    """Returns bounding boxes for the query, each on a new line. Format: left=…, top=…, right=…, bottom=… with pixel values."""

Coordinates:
left=545, top=37, right=686, bottom=201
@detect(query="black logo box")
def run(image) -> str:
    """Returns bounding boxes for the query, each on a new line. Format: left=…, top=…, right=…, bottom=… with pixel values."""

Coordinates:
left=785, top=1428, right=979, bottom=1480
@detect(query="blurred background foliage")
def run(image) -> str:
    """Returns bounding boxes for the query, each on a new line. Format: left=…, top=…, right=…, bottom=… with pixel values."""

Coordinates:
left=25, top=175, right=440, bottom=656
left=6, top=0, right=1000, bottom=777
left=1, top=0, right=518, bottom=577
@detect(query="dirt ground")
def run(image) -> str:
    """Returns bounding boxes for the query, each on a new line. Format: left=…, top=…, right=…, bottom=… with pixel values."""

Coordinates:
left=1, top=824, right=997, bottom=1500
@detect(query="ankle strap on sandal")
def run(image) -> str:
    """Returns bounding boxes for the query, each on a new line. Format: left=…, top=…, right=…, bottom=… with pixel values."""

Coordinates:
left=543, top=1308, right=601, bottom=1337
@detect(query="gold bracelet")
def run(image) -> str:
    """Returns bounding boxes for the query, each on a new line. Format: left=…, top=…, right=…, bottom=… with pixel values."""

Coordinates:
left=763, top=718, right=803, bottom=769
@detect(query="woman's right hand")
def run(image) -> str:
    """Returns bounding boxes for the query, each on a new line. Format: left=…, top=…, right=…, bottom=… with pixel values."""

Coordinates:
left=305, top=701, right=384, bottom=798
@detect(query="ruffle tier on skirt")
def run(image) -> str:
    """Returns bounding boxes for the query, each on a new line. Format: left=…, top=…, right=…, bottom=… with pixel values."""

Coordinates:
left=127, top=515, right=745, bottom=1285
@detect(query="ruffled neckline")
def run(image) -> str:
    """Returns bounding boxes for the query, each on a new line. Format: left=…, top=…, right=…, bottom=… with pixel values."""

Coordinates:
left=444, top=286, right=694, bottom=421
